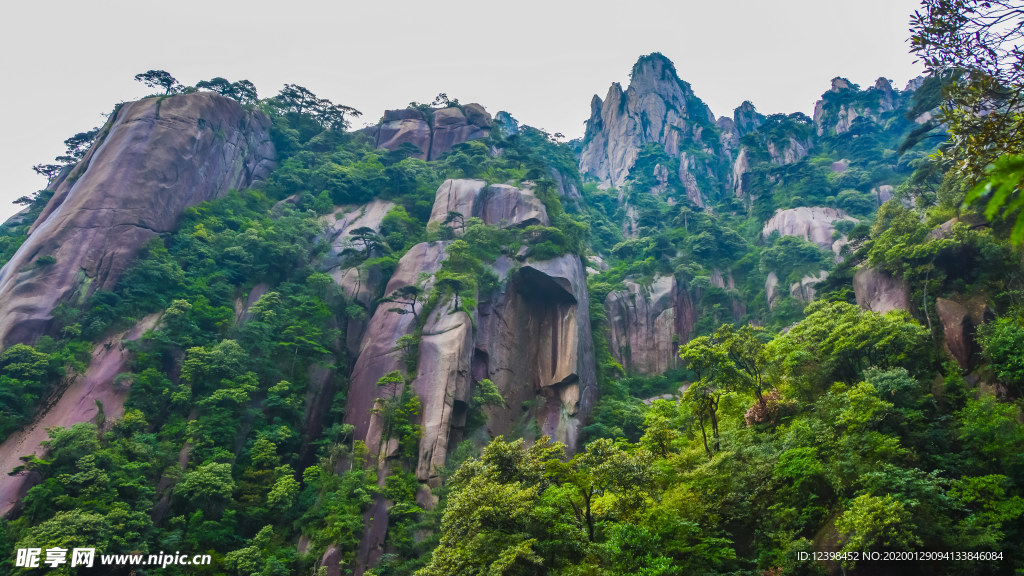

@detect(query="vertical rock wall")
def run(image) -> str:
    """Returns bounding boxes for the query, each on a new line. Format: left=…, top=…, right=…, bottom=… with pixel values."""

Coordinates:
left=0, top=92, right=275, bottom=348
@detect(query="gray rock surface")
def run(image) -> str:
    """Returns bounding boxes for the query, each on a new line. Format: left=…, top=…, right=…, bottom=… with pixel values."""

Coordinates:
left=579, top=54, right=721, bottom=190
left=0, top=313, right=161, bottom=516
left=428, top=179, right=549, bottom=230
left=762, top=207, right=856, bottom=250
left=367, top=105, right=492, bottom=161
left=0, top=92, right=275, bottom=348
left=604, top=276, right=692, bottom=375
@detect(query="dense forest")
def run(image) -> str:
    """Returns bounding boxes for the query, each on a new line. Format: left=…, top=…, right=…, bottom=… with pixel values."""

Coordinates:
left=1, top=1, right=1023, bottom=575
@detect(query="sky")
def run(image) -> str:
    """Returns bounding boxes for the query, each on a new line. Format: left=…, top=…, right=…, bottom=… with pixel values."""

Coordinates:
left=0, top=0, right=925, bottom=222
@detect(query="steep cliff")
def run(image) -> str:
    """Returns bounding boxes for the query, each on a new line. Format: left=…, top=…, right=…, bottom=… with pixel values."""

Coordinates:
left=0, top=93, right=275, bottom=347
left=345, top=179, right=596, bottom=571
left=604, top=276, right=696, bottom=376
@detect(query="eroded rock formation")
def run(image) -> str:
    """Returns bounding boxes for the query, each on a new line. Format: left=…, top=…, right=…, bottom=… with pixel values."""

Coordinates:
left=364, top=104, right=492, bottom=161
left=320, top=199, right=397, bottom=354
left=604, top=276, right=697, bottom=375
left=762, top=207, right=856, bottom=252
left=427, top=179, right=549, bottom=230
left=0, top=313, right=161, bottom=516
left=579, top=53, right=725, bottom=198
left=0, top=92, right=275, bottom=347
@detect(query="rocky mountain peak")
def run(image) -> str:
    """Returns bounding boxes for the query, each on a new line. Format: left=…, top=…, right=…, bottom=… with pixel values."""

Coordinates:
left=733, top=100, right=765, bottom=138
left=829, top=77, right=854, bottom=92
left=579, top=53, right=723, bottom=198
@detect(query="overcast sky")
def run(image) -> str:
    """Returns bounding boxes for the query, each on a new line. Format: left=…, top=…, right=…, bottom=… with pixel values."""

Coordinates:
left=0, top=0, right=924, bottom=222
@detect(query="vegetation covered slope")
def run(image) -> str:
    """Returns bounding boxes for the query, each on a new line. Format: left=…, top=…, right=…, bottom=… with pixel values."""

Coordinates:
left=2, top=8, right=1024, bottom=573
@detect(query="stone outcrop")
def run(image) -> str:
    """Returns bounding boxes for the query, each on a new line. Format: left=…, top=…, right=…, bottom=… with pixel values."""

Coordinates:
left=0, top=313, right=160, bottom=516
left=790, top=270, right=829, bottom=302
left=853, top=267, right=909, bottom=313
left=345, top=241, right=450, bottom=447
left=936, top=298, right=975, bottom=369
left=936, top=297, right=992, bottom=369
left=413, top=302, right=473, bottom=482
left=579, top=53, right=724, bottom=195
left=0, top=92, right=275, bottom=348
left=762, top=207, right=856, bottom=251
left=765, top=272, right=781, bottom=309
left=604, top=276, right=696, bottom=375
left=320, top=199, right=397, bottom=354
left=347, top=179, right=598, bottom=572
left=427, top=179, right=549, bottom=230
left=364, top=105, right=491, bottom=161
left=733, top=101, right=765, bottom=137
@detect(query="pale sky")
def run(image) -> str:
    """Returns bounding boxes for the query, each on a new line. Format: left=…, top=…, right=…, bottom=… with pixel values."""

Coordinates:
left=0, top=0, right=924, bottom=222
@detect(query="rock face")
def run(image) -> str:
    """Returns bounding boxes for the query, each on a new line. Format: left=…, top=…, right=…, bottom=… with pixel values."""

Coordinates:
left=935, top=297, right=992, bottom=369
left=579, top=53, right=724, bottom=195
left=0, top=93, right=275, bottom=348
left=765, top=272, right=781, bottom=310
left=413, top=302, right=473, bottom=482
left=346, top=241, right=450, bottom=447
left=790, top=270, right=829, bottom=302
left=0, top=313, right=160, bottom=516
left=762, top=207, right=856, bottom=250
left=427, top=179, right=549, bottom=230
left=853, top=267, right=910, bottom=313
left=476, top=255, right=597, bottom=449
left=347, top=179, right=598, bottom=572
left=320, top=199, right=397, bottom=354
left=365, top=105, right=491, bottom=161
left=604, top=276, right=696, bottom=375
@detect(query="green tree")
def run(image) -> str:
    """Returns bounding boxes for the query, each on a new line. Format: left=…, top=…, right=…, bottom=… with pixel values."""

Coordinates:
left=134, top=69, right=181, bottom=94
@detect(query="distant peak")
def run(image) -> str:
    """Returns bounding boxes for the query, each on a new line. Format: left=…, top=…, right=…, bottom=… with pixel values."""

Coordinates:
left=829, top=77, right=855, bottom=92
left=630, top=52, right=680, bottom=83
left=873, top=77, right=894, bottom=92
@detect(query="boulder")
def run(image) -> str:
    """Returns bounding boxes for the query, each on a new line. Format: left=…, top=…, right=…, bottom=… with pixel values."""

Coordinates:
left=428, top=179, right=487, bottom=227
left=0, top=92, right=275, bottom=348
left=762, top=207, right=856, bottom=250
left=372, top=109, right=431, bottom=159
left=428, top=179, right=549, bottom=230
left=853, top=267, right=909, bottom=313
left=463, top=103, right=492, bottom=128
left=429, top=107, right=490, bottom=160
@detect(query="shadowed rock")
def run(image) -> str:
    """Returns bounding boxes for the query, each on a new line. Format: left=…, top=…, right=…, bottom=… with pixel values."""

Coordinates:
left=605, top=276, right=691, bottom=375
left=854, top=267, right=909, bottom=313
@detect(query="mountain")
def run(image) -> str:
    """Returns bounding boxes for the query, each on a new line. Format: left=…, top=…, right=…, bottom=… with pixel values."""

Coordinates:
left=0, top=54, right=1022, bottom=576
